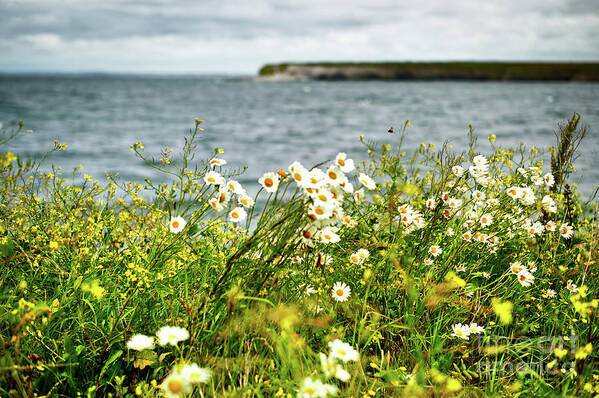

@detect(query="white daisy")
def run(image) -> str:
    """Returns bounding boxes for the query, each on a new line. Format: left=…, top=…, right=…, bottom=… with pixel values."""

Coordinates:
left=157, top=326, right=190, bottom=346
left=328, top=339, right=359, bottom=362
left=126, top=334, right=155, bottom=351
left=180, top=363, right=211, bottom=384
left=204, top=170, right=225, bottom=186
left=331, top=282, right=351, bottom=302
left=358, top=173, right=376, bottom=190
left=259, top=172, right=279, bottom=193
left=451, top=323, right=471, bottom=340
left=169, top=216, right=187, bottom=233
left=229, top=207, right=247, bottom=223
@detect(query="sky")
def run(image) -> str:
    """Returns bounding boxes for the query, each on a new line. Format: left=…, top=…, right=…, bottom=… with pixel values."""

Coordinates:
left=1, top=0, right=598, bottom=75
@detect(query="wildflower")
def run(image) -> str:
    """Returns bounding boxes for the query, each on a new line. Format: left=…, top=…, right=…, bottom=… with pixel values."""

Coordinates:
left=541, top=195, right=557, bottom=213
left=447, top=197, right=462, bottom=209
left=559, top=223, right=574, bottom=239
left=545, top=289, right=556, bottom=298
left=326, top=165, right=344, bottom=186
left=238, top=195, right=255, bottom=208
left=289, top=162, right=309, bottom=186
left=312, top=190, right=336, bottom=207
left=328, top=339, right=359, bottom=362
left=472, top=190, right=486, bottom=201
left=358, top=173, right=376, bottom=190
left=349, top=252, right=361, bottom=265
left=335, top=152, right=355, bottom=173
left=157, top=326, right=190, bottom=346
left=473, top=155, right=488, bottom=167
left=318, top=226, right=340, bottom=243
left=510, top=261, right=525, bottom=275
left=357, top=248, right=370, bottom=261
left=486, top=197, right=499, bottom=206
left=217, top=188, right=230, bottom=205
left=204, top=170, right=224, bottom=186
left=209, top=158, right=227, bottom=167
left=208, top=197, right=225, bottom=212
left=353, top=188, right=365, bottom=202
left=126, top=334, right=155, bottom=351
left=331, top=282, right=351, bottom=302
left=517, top=269, right=535, bottom=286
left=320, top=353, right=351, bottom=382
left=527, top=222, right=544, bottom=237
left=544, top=173, right=555, bottom=187
left=482, top=272, right=490, bottom=279
left=462, top=231, right=472, bottom=242
left=452, top=165, right=464, bottom=177
left=479, top=213, right=493, bottom=227
left=229, top=207, right=247, bottom=223
left=531, top=175, right=543, bottom=185
left=297, top=377, right=328, bottom=398
left=226, top=180, right=245, bottom=195
left=259, top=172, right=279, bottom=193
left=428, top=245, right=442, bottom=257
left=506, top=186, right=521, bottom=199
left=445, top=227, right=454, bottom=236
left=545, top=220, right=557, bottom=231
left=455, top=265, right=466, bottom=272
left=468, top=323, right=485, bottom=334
left=566, top=281, right=578, bottom=294
left=181, top=363, right=212, bottom=384
left=492, top=298, right=513, bottom=324
left=301, top=284, right=316, bottom=296
left=451, top=323, right=471, bottom=340
left=162, top=370, right=191, bottom=397
left=424, top=258, right=434, bottom=265
left=425, top=197, right=436, bottom=209
left=169, top=216, right=187, bottom=233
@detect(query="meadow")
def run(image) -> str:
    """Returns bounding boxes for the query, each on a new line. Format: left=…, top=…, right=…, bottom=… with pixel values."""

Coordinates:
left=1, top=114, right=597, bottom=397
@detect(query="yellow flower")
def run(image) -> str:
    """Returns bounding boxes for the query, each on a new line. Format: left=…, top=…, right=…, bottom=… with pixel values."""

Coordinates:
left=575, top=343, right=593, bottom=360
left=554, top=347, right=568, bottom=359
left=491, top=298, right=513, bottom=325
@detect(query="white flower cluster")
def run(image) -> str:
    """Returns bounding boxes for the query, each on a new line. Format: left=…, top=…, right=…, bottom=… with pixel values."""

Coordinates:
left=298, top=339, right=359, bottom=397
left=397, top=204, right=426, bottom=234
left=451, top=322, right=485, bottom=340
left=203, top=166, right=254, bottom=224
left=509, top=261, right=536, bottom=287
left=126, top=325, right=190, bottom=351
left=468, top=155, right=491, bottom=186
left=265, top=152, right=373, bottom=245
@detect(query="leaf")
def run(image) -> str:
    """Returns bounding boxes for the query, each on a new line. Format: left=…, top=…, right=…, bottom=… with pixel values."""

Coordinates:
left=133, top=350, right=157, bottom=369
left=100, top=350, right=123, bottom=379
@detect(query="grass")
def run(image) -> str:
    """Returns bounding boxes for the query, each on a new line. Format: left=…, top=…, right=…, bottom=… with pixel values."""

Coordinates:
left=1, top=115, right=598, bottom=397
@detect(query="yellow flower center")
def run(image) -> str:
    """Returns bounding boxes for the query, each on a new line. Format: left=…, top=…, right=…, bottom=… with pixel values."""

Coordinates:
left=264, top=178, right=274, bottom=188
left=336, top=289, right=344, bottom=296
left=172, top=221, right=179, bottom=229
left=338, top=158, right=345, bottom=166
left=168, top=379, right=183, bottom=393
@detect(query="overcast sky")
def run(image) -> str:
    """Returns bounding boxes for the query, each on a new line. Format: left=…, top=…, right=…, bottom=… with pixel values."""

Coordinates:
left=1, top=0, right=598, bottom=74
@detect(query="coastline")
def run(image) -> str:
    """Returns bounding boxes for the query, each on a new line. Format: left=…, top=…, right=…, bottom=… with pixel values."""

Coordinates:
left=257, top=62, right=599, bottom=81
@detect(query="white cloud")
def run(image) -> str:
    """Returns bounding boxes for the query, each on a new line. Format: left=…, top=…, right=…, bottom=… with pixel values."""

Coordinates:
left=0, top=0, right=597, bottom=73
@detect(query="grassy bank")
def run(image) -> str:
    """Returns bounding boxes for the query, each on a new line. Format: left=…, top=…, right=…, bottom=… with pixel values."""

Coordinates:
left=1, top=115, right=598, bottom=397
left=258, top=62, right=599, bottom=81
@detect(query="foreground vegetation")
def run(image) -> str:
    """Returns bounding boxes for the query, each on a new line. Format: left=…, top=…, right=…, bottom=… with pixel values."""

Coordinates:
left=1, top=114, right=598, bottom=397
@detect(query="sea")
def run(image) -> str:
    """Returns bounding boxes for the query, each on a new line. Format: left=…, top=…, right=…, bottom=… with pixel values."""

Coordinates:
left=1, top=75, right=598, bottom=200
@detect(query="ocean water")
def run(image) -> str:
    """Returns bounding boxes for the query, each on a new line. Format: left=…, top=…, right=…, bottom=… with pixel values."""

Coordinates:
left=1, top=75, right=598, bottom=199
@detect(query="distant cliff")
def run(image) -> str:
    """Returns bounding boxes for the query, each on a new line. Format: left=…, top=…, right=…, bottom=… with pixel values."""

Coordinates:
left=258, top=62, right=599, bottom=81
